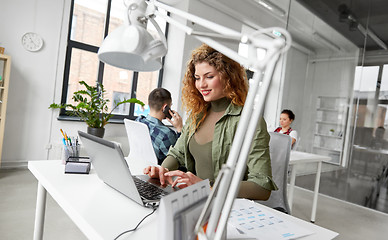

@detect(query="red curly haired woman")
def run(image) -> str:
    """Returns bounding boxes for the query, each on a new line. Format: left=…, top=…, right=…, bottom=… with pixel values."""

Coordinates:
left=144, top=44, right=277, bottom=200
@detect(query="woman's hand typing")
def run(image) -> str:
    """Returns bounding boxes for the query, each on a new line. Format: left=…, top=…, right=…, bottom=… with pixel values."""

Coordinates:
left=143, top=166, right=172, bottom=186
left=164, top=170, right=203, bottom=188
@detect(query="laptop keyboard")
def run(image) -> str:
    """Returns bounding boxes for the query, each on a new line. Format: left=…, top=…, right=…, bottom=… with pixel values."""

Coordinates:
left=133, top=176, right=168, bottom=200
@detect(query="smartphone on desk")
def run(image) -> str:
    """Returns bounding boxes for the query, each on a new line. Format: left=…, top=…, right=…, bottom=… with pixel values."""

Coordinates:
left=163, top=105, right=173, bottom=119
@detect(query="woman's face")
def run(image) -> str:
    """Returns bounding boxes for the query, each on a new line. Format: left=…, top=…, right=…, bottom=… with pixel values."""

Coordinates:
left=279, top=113, right=293, bottom=128
left=194, top=62, right=226, bottom=102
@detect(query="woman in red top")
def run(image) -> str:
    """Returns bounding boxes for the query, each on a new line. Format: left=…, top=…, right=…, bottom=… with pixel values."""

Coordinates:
left=274, top=109, right=298, bottom=147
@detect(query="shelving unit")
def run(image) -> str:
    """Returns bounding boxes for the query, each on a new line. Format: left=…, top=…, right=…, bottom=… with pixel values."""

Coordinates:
left=0, top=54, right=11, bottom=166
left=313, top=96, right=348, bottom=165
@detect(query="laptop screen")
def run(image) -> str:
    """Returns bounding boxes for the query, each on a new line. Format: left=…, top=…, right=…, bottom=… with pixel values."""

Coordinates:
left=78, top=131, right=144, bottom=205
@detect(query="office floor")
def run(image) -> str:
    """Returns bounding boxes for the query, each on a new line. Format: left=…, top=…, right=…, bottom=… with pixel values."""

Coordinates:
left=296, top=162, right=388, bottom=214
left=1, top=168, right=388, bottom=240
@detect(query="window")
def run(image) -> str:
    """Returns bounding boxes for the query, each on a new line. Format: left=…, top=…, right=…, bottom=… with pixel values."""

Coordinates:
left=59, top=0, right=167, bottom=121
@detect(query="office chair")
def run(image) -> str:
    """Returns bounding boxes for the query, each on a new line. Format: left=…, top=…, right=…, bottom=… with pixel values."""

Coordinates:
left=257, top=132, right=292, bottom=214
left=292, top=136, right=300, bottom=150
left=124, top=119, right=158, bottom=171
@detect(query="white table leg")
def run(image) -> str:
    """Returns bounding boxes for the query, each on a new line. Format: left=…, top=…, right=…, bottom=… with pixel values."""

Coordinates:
left=33, top=182, right=47, bottom=240
left=288, top=165, right=297, bottom=213
left=311, top=161, right=322, bottom=223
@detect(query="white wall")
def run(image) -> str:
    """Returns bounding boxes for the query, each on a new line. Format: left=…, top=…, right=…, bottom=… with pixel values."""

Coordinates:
left=160, top=0, right=189, bottom=114
left=1, top=0, right=74, bottom=167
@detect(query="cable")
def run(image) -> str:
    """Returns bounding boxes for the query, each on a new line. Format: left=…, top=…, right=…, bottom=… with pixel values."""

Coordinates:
left=46, top=0, right=66, bottom=160
left=113, top=207, right=157, bottom=240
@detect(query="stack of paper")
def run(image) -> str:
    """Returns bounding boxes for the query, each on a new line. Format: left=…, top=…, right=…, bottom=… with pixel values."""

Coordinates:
left=227, top=199, right=314, bottom=240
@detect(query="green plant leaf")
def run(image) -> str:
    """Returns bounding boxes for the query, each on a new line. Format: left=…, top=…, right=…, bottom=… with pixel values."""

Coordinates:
left=48, top=81, right=145, bottom=128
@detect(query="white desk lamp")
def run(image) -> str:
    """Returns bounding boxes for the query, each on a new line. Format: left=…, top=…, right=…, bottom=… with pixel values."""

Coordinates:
left=98, top=0, right=167, bottom=71
left=97, top=0, right=291, bottom=239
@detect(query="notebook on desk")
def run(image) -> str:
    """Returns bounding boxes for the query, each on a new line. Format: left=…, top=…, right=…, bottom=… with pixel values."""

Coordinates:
left=78, top=131, right=177, bottom=208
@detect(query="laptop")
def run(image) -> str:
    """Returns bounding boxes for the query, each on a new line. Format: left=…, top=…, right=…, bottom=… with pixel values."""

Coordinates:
left=78, top=131, right=177, bottom=208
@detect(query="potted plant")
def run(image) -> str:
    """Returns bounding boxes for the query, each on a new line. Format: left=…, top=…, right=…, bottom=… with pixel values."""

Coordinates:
left=49, top=81, right=144, bottom=138
left=329, top=129, right=335, bottom=136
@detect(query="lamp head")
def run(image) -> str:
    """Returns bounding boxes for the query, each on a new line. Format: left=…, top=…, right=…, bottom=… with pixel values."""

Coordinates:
left=97, top=0, right=167, bottom=71
left=98, top=24, right=166, bottom=71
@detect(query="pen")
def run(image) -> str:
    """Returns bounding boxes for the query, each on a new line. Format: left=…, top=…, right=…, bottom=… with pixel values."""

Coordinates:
left=60, top=129, right=66, bottom=139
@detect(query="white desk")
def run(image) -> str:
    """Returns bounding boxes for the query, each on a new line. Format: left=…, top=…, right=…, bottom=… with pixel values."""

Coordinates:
left=289, top=151, right=331, bottom=223
left=29, top=160, right=338, bottom=240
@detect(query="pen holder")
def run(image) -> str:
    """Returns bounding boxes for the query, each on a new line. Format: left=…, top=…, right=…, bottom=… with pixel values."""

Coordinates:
left=61, top=144, right=80, bottom=164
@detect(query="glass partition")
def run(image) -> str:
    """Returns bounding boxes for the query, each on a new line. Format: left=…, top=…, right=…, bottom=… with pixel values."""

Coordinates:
left=284, top=0, right=359, bottom=167
left=288, top=0, right=388, bottom=214
left=193, top=0, right=388, bottom=214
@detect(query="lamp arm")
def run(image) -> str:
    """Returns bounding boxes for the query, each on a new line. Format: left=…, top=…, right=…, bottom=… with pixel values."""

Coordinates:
left=213, top=54, right=281, bottom=240
left=146, top=0, right=255, bottom=69
left=150, top=0, right=242, bottom=37
left=196, top=65, right=263, bottom=238
left=147, top=0, right=290, bottom=71
left=143, top=1, right=291, bottom=239
left=148, top=17, right=168, bottom=49
left=191, top=31, right=242, bottom=42
left=151, top=5, right=243, bottom=42
left=149, top=7, right=262, bottom=70
left=151, top=6, right=194, bottom=34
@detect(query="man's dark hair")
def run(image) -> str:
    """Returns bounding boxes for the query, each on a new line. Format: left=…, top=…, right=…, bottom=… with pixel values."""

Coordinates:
left=148, top=88, right=172, bottom=110
left=281, top=109, right=295, bottom=121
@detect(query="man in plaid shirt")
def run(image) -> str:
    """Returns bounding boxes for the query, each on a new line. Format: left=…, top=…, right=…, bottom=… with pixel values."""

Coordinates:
left=136, top=88, right=183, bottom=165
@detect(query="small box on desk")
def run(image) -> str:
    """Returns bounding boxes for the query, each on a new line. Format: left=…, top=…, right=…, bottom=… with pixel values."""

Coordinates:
left=65, top=157, right=91, bottom=174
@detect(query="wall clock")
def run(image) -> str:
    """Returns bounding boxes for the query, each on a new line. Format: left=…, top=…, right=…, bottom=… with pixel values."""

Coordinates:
left=21, top=32, right=44, bottom=52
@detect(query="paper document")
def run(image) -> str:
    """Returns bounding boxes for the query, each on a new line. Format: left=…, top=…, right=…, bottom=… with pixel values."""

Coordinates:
left=228, top=199, right=314, bottom=240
